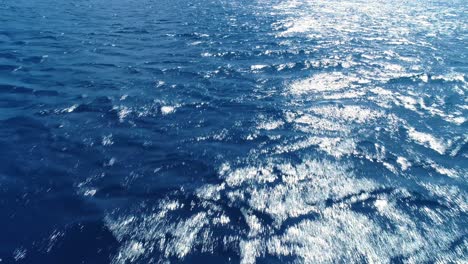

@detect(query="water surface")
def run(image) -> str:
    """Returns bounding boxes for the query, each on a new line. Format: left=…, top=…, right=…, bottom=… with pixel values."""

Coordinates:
left=0, top=0, right=467, bottom=263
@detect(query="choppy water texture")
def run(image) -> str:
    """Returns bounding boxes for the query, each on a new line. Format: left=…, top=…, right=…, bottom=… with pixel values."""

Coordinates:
left=1, top=0, right=467, bottom=263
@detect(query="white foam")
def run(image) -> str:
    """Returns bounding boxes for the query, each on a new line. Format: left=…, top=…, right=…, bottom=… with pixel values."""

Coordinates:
left=83, top=188, right=97, bottom=197
left=250, top=64, right=268, bottom=71
left=429, top=161, right=460, bottom=178
left=273, top=136, right=356, bottom=158
left=257, top=120, right=284, bottom=130
left=213, top=214, right=230, bottom=225
left=201, top=52, right=212, bottom=57
left=102, top=134, right=114, bottom=146
left=113, top=106, right=131, bottom=122
left=13, top=248, right=27, bottom=261
left=289, top=72, right=358, bottom=94
left=294, top=114, right=348, bottom=133
left=374, top=199, right=388, bottom=212
left=156, top=81, right=165, bottom=88
left=62, top=104, right=78, bottom=113
left=321, top=90, right=366, bottom=100
left=276, top=62, right=296, bottom=71
left=309, top=105, right=384, bottom=124
left=240, top=239, right=261, bottom=264
left=407, top=127, right=447, bottom=154
left=161, top=106, right=176, bottom=115
left=396, top=156, right=411, bottom=171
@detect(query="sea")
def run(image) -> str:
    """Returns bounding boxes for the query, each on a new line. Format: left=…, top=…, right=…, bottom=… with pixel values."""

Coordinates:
left=0, top=0, right=467, bottom=263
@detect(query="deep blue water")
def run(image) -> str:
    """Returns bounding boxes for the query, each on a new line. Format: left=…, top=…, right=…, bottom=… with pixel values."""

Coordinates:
left=0, top=0, right=467, bottom=263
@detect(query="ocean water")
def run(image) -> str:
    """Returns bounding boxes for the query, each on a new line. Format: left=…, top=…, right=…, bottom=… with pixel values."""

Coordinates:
left=0, top=0, right=467, bottom=263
